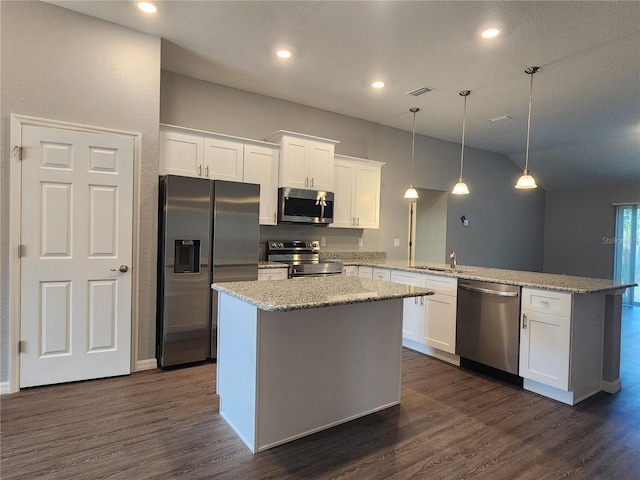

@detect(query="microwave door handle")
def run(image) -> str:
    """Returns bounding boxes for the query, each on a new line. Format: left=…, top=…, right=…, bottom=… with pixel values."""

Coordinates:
left=319, top=196, right=325, bottom=221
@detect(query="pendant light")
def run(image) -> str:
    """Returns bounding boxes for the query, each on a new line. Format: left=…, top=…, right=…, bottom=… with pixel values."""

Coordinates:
left=515, top=66, right=540, bottom=189
left=452, top=90, right=471, bottom=195
left=404, top=107, right=420, bottom=199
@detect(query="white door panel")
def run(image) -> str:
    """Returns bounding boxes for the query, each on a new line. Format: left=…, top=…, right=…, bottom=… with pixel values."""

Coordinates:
left=20, top=125, right=134, bottom=388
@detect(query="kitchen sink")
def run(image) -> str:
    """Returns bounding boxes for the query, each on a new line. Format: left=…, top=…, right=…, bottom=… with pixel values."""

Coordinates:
left=410, top=266, right=467, bottom=273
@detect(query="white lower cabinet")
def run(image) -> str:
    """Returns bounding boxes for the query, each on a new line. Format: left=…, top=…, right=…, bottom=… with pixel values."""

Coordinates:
left=258, top=268, right=288, bottom=281
left=373, top=268, right=391, bottom=282
left=519, top=287, right=604, bottom=405
left=342, top=265, right=358, bottom=277
left=358, top=266, right=373, bottom=279
left=389, top=271, right=458, bottom=363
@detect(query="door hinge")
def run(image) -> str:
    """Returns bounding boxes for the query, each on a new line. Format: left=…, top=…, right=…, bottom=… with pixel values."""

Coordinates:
left=13, top=145, right=24, bottom=161
left=18, top=244, right=25, bottom=258
left=18, top=340, right=25, bottom=354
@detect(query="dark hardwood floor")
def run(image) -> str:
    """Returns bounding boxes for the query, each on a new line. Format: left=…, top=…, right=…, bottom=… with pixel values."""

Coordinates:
left=2, top=307, right=639, bottom=480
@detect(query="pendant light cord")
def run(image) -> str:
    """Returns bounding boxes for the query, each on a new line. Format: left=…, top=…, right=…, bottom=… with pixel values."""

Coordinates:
left=410, top=109, right=417, bottom=186
left=460, top=94, right=467, bottom=178
left=524, top=69, right=536, bottom=173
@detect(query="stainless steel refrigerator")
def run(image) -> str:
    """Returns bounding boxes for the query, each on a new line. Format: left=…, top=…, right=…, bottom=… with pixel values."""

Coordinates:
left=157, top=175, right=259, bottom=368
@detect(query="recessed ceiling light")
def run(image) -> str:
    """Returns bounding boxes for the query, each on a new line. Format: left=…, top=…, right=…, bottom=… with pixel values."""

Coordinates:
left=137, top=1, right=158, bottom=14
left=372, top=81, right=385, bottom=89
left=481, top=28, right=501, bottom=39
left=276, top=49, right=292, bottom=59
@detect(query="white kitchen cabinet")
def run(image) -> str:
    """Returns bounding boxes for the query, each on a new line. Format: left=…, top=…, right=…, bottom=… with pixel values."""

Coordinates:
left=358, top=266, right=373, bottom=279
left=422, top=294, right=457, bottom=354
left=390, top=270, right=458, bottom=362
left=331, top=155, right=384, bottom=229
left=160, top=129, right=204, bottom=177
left=373, top=268, right=391, bottom=282
left=343, top=265, right=358, bottom=277
left=160, top=125, right=280, bottom=226
left=161, top=126, right=244, bottom=180
left=265, top=130, right=339, bottom=191
left=203, top=136, right=244, bottom=181
left=390, top=270, right=425, bottom=343
left=243, top=143, right=279, bottom=225
left=258, top=268, right=288, bottom=281
left=519, top=308, right=571, bottom=390
left=519, top=287, right=605, bottom=405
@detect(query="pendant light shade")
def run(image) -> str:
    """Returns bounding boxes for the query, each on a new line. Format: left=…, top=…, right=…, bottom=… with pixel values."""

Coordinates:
left=404, top=107, right=420, bottom=199
left=452, top=90, right=471, bottom=195
left=516, top=67, right=540, bottom=189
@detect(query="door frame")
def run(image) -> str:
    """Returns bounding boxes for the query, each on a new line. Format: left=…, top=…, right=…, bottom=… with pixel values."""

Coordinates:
left=8, top=114, right=142, bottom=393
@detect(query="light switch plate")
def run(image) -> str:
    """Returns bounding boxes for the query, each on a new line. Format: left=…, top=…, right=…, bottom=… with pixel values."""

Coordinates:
left=320, top=237, right=326, bottom=246
left=357, top=237, right=363, bottom=246
left=393, top=238, right=400, bottom=247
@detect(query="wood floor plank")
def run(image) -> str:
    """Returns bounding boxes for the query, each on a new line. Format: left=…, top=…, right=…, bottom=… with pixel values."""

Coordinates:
left=2, top=307, right=639, bottom=479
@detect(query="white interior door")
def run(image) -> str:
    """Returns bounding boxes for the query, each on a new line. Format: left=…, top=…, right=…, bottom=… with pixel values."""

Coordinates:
left=20, top=125, right=134, bottom=388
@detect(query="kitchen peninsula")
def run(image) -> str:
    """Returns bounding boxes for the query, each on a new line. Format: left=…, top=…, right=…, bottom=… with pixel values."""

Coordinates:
left=212, top=276, right=433, bottom=453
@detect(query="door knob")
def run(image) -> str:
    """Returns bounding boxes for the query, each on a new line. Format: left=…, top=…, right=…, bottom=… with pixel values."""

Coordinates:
left=111, top=265, right=129, bottom=273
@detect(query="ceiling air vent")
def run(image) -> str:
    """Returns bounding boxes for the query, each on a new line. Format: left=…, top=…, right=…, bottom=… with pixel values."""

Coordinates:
left=406, top=86, right=433, bottom=97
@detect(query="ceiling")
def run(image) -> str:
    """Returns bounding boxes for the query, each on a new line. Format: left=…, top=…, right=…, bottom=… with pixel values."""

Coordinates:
left=48, top=1, right=640, bottom=190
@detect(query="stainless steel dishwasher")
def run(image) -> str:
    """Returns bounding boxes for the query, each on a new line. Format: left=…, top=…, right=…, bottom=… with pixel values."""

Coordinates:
left=456, top=280, right=522, bottom=384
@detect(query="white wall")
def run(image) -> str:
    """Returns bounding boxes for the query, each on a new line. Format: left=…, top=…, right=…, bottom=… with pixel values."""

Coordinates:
left=543, top=183, right=640, bottom=279
left=0, top=1, right=161, bottom=383
left=161, top=71, right=546, bottom=268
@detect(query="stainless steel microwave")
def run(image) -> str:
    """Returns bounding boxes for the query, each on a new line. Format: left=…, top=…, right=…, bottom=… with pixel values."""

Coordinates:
left=278, top=187, right=334, bottom=225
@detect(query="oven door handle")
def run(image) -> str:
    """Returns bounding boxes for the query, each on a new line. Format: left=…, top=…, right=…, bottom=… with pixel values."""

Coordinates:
left=458, top=284, right=519, bottom=297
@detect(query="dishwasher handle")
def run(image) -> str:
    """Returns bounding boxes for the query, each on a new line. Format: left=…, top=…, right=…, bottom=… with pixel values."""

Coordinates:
left=458, top=283, right=519, bottom=297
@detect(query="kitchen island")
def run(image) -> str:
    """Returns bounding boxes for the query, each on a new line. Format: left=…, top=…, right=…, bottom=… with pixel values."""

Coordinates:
left=212, top=276, right=433, bottom=453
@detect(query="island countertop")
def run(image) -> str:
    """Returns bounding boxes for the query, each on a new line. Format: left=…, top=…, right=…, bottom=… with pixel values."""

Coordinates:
left=212, top=276, right=434, bottom=312
left=335, top=259, right=636, bottom=295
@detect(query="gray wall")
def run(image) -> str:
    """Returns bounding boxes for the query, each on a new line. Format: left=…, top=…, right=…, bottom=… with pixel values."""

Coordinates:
left=543, top=183, right=640, bottom=279
left=0, top=1, right=161, bottom=383
left=161, top=71, right=546, bottom=269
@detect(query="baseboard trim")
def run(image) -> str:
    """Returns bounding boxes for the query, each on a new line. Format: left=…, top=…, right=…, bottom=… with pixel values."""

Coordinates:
left=0, top=382, right=10, bottom=395
left=601, top=378, right=622, bottom=394
left=135, top=358, right=158, bottom=372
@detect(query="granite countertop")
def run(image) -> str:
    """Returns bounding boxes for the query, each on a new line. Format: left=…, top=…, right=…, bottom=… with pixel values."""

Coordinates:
left=212, top=276, right=434, bottom=312
left=334, top=259, right=636, bottom=295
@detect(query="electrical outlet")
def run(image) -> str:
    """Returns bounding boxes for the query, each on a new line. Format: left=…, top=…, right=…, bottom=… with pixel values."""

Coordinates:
left=393, top=238, right=400, bottom=247
left=357, top=237, right=363, bottom=247
left=320, top=237, right=326, bottom=246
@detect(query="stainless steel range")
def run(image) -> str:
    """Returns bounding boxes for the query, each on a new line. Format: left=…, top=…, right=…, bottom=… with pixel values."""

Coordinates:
left=267, top=240, right=343, bottom=278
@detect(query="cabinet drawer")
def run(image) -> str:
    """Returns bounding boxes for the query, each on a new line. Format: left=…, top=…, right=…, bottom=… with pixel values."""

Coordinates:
left=424, top=274, right=457, bottom=296
left=521, top=288, right=572, bottom=317
left=358, top=266, right=373, bottom=279
left=390, top=270, right=424, bottom=287
left=372, top=268, right=391, bottom=282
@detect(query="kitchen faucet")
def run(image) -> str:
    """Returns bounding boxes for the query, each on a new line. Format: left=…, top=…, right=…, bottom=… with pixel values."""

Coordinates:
left=449, top=248, right=456, bottom=269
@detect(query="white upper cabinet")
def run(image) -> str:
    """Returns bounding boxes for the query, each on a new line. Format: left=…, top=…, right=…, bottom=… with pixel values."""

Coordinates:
left=243, top=143, right=279, bottom=225
left=331, top=155, right=384, bottom=229
left=265, top=130, right=339, bottom=191
left=160, top=129, right=204, bottom=177
left=203, top=137, right=243, bottom=182
left=159, top=125, right=280, bottom=225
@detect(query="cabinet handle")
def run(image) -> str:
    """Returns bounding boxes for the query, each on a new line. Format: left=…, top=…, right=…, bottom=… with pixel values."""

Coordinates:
left=273, top=212, right=277, bottom=223
left=415, top=297, right=418, bottom=305
left=198, top=165, right=202, bottom=176
left=305, top=177, right=309, bottom=187
left=420, top=296, right=424, bottom=306
left=522, top=314, right=527, bottom=329
left=311, top=177, right=314, bottom=188
left=205, top=165, right=210, bottom=177
left=352, top=217, right=356, bottom=226
left=357, top=217, right=360, bottom=227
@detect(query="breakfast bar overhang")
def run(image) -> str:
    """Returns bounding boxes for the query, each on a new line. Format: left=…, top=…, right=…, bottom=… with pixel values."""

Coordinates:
left=212, top=276, right=433, bottom=453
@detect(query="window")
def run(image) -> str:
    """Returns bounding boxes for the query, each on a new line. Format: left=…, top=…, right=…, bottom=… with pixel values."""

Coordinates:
left=613, top=205, right=640, bottom=305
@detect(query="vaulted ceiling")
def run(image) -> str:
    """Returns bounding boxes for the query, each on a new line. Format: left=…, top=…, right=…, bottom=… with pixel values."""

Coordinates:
left=48, top=1, right=640, bottom=190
